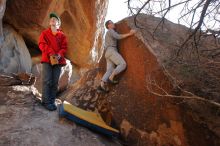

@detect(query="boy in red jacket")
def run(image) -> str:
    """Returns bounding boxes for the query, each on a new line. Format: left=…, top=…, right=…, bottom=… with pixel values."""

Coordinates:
left=38, top=12, right=67, bottom=111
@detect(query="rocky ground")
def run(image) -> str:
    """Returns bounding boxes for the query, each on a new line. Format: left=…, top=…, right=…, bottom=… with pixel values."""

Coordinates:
left=0, top=80, right=121, bottom=146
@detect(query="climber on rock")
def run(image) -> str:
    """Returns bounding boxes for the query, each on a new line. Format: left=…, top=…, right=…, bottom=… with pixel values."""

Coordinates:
left=98, top=20, right=136, bottom=92
left=38, top=12, right=67, bottom=111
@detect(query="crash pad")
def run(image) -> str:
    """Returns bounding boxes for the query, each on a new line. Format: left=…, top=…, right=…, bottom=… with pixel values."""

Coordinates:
left=59, top=101, right=119, bottom=137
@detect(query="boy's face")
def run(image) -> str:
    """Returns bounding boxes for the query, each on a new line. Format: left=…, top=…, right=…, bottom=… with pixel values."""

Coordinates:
left=49, top=17, right=59, bottom=27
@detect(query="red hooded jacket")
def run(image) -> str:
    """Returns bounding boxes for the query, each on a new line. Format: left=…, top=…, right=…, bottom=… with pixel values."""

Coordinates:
left=38, top=28, right=67, bottom=65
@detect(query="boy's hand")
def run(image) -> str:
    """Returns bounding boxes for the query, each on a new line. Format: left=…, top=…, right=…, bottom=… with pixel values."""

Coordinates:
left=50, top=55, right=59, bottom=65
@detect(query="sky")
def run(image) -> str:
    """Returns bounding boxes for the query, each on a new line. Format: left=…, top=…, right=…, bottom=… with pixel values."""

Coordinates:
left=105, top=0, right=219, bottom=30
left=105, top=0, right=129, bottom=23
left=105, top=0, right=188, bottom=24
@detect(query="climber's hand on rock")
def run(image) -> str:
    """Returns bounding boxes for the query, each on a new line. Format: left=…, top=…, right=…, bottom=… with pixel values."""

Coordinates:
left=129, top=29, right=136, bottom=35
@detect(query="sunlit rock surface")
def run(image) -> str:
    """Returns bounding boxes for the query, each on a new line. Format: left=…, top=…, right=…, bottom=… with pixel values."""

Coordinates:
left=4, top=0, right=108, bottom=67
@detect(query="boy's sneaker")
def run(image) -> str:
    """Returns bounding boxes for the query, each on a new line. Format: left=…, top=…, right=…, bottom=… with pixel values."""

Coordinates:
left=43, top=103, right=57, bottom=111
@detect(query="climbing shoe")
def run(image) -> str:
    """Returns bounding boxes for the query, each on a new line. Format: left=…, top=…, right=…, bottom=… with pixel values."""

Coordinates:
left=97, top=85, right=109, bottom=93
left=108, top=78, right=119, bottom=84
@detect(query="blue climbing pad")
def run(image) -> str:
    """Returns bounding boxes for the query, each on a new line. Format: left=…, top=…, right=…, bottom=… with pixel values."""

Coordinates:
left=59, top=101, right=120, bottom=137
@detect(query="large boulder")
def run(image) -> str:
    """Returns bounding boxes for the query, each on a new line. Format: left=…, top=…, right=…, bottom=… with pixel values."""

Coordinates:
left=4, top=0, right=108, bottom=67
left=0, top=0, right=32, bottom=73
left=125, top=14, right=220, bottom=102
left=61, top=15, right=220, bottom=146
left=0, top=25, right=32, bottom=73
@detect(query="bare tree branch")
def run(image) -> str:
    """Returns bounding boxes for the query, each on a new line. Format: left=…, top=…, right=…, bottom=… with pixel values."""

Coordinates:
left=134, top=0, right=151, bottom=28
left=127, top=0, right=219, bottom=54
left=127, top=0, right=220, bottom=106
left=146, top=65, right=220, bottom=108
left=180, top=0, right=212, bottom=49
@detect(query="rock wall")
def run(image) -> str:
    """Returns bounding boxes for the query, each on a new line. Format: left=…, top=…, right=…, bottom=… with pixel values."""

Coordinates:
left=61, top=15, right=220, bottom=146
left=100, top=21, right=188, bottom=146
left=0, top=25, right=32, bottom=73
left=112, top=18, right=219, bottom=146
left=0, top=0, right=32, bottom=73
left=4, top=0, right=108, bottom=67
left=1, top=0, right=108, bottom=93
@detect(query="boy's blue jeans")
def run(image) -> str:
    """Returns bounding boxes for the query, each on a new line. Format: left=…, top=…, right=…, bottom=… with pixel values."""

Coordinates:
left=42, top=63, right=61, bottom=104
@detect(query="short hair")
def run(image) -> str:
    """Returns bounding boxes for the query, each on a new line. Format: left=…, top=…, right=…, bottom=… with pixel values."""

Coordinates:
left=105, top=20, right=112, bottom=29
